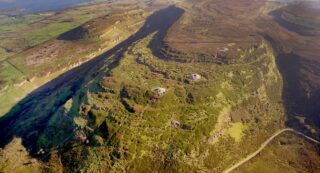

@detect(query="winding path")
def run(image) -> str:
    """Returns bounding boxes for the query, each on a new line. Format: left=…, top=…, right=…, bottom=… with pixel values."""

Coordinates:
left=222, top=128, right=320, bottom=173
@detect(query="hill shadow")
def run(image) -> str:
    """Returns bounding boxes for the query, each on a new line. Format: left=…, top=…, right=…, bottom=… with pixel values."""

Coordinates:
left=266, top=7, right=320, bottom=137
left=277, top=52, right=320, bottom=134
left=268, top=9, right=314, bottom=36
left=263, top=34, right=320, bottom=139
left=0, top=5, right=184, bottom=154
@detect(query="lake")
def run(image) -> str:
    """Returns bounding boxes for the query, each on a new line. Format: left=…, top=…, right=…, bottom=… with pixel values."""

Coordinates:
left=0, top=0, right=91, bottom=14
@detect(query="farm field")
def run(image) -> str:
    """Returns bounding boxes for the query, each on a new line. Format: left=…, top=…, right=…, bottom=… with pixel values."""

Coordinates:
left=0, top=0, right=182, bottom=116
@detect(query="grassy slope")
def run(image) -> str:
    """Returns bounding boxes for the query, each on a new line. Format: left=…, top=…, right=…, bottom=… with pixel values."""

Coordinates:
left=0, top=138, right=42, bottom=173
left=36, top=28, right=284, bottom=172
left=0, top=7, right=148, bottom=116
left=0, top=0, right=183, bottom=116
left=167, top=0, right=320, bottom=155
left=235, top=132, right=320, bottom=173
left=1, top=1, right=287, bottom=172
left=0, top=5, right=106, bottom=61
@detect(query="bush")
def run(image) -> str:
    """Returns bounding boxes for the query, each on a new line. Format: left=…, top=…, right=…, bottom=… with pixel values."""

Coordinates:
left=89, top=109, right=108, bottom=127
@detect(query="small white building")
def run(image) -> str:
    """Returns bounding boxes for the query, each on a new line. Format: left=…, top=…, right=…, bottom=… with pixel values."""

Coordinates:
left=187, top=73, right=201, bottom=81
left=152, top=87, right=167, bottom=95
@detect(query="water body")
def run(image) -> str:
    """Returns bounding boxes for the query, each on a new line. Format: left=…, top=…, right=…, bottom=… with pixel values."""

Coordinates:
left=0, top=0, right=91, bottom=14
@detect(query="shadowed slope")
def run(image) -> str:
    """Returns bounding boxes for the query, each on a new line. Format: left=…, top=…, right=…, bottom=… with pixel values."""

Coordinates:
left=0, top=6, right=184, bottom=153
